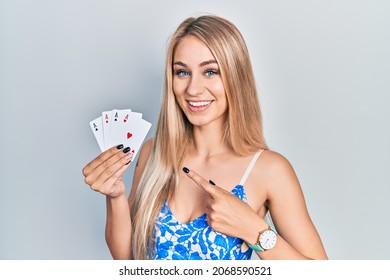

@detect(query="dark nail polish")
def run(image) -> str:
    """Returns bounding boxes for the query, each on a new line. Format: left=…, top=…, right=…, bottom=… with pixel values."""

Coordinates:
left=123, top=147, right=130, bottom=153
left=182, top=167, right=190, bottom=173
left=116, top=144, right=124, bottom=150
left=209, top=180, right=216, bottom=186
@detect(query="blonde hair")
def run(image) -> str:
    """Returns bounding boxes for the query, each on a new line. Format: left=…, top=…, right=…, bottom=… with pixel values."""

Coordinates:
left=131, top=14, right=267, bottom=259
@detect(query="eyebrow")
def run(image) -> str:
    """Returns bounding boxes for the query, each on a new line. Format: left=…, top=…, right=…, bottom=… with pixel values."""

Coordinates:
left=173, top=59, right=218, bottom=68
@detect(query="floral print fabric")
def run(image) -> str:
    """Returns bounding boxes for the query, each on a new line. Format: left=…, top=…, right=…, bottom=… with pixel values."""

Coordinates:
left=153, top=185, right=253, bottom=260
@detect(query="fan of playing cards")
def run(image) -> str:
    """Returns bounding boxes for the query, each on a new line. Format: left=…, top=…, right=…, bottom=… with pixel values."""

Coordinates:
left=89, top=109, right=152, bottom=159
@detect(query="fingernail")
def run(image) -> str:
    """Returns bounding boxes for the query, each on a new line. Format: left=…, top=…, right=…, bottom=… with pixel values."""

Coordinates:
left=182, top=167, right=190, bottom=173
left=123, top=147, right=130, bottom=153
left=126, top=160, right=131, bottom=165
left=116, top=144, right=124, bottom=150
left=209, top=180, right=216, bottom=186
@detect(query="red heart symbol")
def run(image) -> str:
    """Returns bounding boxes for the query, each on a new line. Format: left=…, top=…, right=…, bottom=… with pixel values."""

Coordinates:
left=127, top=132, right=132, bottom=139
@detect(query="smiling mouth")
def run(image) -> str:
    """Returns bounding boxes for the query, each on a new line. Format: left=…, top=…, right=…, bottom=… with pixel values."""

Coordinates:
left=188, top=101, right=212, bottom=107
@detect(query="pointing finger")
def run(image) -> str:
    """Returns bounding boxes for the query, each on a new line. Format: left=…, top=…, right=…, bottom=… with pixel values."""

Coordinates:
left=182, top=167, right=219, bottom=197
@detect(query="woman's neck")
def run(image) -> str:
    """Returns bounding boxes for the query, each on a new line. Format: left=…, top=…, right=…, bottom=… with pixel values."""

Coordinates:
left=190, top=123, right=232, bottom=158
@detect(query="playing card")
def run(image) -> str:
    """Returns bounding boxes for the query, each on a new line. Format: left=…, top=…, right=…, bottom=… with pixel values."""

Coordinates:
left=105, top=115, right=151, bottom=158
left=107, top=109, right=142, bottom=150
left=109, top=109, right=142, bottom=143
left=101, top=110, right=113, bottom=149
left=89, top=116, right=105, bottom=151
left=90, top=108, right=151, bottom=158
left=112, top=108, right=142, bottom=123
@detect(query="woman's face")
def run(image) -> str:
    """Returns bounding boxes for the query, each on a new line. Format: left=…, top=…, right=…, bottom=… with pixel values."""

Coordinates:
left=172, top=35, right=228, bottom=128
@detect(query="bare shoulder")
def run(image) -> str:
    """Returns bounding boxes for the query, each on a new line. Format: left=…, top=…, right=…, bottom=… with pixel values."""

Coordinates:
left=256, top=149, right=296, bottom=178
left=254, top=150, right=328, bottom=259
left=253, top=149, right=301, bottom=195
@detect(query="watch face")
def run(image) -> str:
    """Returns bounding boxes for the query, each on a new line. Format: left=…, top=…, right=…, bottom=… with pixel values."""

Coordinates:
left=259, top=230, right=277, bottom=250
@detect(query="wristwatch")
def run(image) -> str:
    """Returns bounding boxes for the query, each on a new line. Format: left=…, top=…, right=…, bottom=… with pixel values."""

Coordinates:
left=247, top=225, right=277, bottom=252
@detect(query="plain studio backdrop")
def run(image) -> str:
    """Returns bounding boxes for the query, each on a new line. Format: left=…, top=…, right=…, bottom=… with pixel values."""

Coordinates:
left=0, top=0, right=389, bottom=260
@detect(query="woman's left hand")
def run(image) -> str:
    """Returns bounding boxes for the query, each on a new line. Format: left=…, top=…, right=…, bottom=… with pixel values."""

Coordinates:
left=183, top=167, right=265, bottom=241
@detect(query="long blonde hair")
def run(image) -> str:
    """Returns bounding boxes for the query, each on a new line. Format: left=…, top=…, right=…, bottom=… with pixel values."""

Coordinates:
left=131, top=15, right=267, bottom=259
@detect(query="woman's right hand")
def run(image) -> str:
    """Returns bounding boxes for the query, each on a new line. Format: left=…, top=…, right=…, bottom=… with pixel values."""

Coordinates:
left=82, top=144, right=134, bottom=198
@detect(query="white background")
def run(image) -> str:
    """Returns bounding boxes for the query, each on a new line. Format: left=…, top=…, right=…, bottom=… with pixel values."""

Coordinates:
left=0, top=0, right=389, bottom=259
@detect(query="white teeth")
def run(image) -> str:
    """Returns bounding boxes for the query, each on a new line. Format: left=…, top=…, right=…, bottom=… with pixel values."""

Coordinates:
left=188, top=101, right=211, bottom=107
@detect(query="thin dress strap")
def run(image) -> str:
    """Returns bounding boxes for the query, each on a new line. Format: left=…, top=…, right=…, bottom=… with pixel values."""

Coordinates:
left=239, top=149, right=264, bottom=186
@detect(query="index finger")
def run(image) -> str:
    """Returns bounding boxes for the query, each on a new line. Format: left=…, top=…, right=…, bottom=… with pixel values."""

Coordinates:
left=182, top=167, right=217, bottom=197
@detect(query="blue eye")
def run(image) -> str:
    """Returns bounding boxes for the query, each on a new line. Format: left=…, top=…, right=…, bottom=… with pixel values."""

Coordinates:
left=205, top=69, right=218, bottom=77
left=175, top=70, right=190, bottom=77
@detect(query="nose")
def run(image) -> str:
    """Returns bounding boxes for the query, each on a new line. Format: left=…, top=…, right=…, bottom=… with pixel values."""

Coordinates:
left=186, top=73, right=204, bottom=96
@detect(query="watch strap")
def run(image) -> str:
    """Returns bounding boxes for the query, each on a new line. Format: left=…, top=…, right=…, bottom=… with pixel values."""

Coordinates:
left=247, top=242, right=265, bottom=252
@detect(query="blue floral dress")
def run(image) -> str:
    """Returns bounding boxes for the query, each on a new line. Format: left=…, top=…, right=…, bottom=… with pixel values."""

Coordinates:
left=152, top=150, right=265, bottom=260
left=153, top=185, right=252, bottom=260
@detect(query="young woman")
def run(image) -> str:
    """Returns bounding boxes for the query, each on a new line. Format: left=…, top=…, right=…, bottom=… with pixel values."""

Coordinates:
left=82, top=15, right=328, bottom=260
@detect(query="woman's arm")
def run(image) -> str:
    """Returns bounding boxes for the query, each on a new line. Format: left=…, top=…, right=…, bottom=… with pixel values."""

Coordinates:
left=82, top=145, right=133, bottom=259
left=105, top=192, right=132, bottom=259
left=183, top=150, right=327, bottom=260
left=249, top=150, right=328, bottom=260
left=82, top=140, right=152, bottom=260
left=105, top=139, right=152, bottom=259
